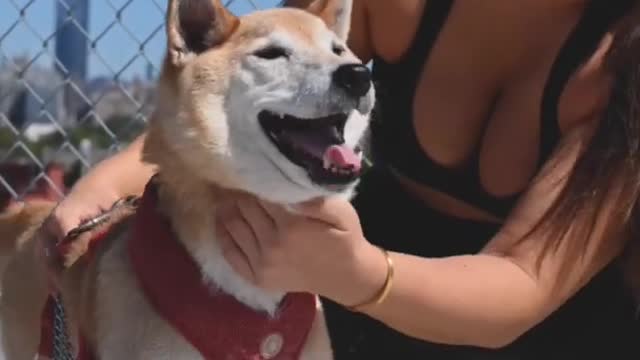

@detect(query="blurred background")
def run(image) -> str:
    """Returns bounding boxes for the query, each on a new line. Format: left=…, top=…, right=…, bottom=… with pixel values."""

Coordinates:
left=0, top=0, right=281, bottom=209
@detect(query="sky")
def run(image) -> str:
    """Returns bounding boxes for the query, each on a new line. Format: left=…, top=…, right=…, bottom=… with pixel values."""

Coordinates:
left=0, top=0, right=281, bottom=80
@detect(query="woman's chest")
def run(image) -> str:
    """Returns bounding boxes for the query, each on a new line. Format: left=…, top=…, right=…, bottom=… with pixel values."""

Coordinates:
left=369, top=0, right=615, bottom=198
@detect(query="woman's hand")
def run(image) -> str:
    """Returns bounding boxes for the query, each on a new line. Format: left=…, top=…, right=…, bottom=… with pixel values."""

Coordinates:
left=36, top=133, right=154, bottom=283
left=215, top=192, right=388, bottom=306
left=35, top=178, right=122, bottom=285
left=45, top=181, right=121, bottom=242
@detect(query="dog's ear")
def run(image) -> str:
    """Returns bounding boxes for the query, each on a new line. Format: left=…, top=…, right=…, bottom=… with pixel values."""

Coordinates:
left=282, top=0, right=352, bottom=41
left=166, top=0, right=239, bottom=66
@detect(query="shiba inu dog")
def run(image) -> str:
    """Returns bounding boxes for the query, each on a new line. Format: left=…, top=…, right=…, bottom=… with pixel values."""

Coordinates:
left=0, top=0, right=374, bottom=358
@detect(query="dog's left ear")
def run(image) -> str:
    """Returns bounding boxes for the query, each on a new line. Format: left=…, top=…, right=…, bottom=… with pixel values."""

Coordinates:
left=166, top=0, right=239, bottom=67
left=282, top=0, right=352, bottom=41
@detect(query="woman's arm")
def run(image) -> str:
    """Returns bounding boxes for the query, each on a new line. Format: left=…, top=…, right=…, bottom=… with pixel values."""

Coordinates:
left=80, top=133, right=155, bottom=198
left=49, top=133, right=155, bottom=238
left=348, top=123, right=625, bottom=348
left=218, top=119, right=623, bottom=349
left=216, top=0, right=628, bottom=349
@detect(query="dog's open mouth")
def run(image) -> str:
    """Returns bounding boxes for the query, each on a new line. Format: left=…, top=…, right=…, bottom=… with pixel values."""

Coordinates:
left=258, top=110, right=363, bottom=186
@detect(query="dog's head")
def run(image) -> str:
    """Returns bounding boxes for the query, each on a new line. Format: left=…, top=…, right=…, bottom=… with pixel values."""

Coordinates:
left=155, top=0, right=373, bottom=204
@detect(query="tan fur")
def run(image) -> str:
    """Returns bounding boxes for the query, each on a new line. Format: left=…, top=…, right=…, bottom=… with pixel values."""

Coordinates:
left=0, top=201, right=54, bottom=253
left=0, top=0, right=370, bottom=358
left=0, top=201, right=56, bottom=358
left=0, top=201, right=55, bottom=278
left=283, top=0, right=353, bottom=39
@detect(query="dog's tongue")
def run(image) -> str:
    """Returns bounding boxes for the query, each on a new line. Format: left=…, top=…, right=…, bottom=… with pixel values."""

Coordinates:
left=279, top=126, right=361, bottom=171
left=323, top=144, right=361, bottom=171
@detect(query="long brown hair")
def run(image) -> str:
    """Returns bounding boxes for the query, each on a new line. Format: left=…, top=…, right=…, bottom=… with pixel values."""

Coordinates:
left=529, top=7, right=640, bottom=294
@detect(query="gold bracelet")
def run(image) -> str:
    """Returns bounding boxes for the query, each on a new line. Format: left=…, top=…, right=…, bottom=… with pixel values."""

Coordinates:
left=348, top=246, right=394, bottom=312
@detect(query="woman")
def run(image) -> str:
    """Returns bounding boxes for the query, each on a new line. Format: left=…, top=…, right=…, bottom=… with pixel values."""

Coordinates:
left=43, top=0, right=639, bottom=358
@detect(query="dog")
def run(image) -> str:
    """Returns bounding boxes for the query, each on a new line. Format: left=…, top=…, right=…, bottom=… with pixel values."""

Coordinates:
left=0, top=0, right=374, bottom=358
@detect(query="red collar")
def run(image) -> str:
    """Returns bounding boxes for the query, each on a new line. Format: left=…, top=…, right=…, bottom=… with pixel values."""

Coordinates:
left=127, top=179, right=317, bottom=359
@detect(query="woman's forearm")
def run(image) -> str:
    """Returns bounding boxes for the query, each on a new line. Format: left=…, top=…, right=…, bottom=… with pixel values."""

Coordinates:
left=72, top=133, right=156, bottom=199
left=356, top=252, right=544, bottom=349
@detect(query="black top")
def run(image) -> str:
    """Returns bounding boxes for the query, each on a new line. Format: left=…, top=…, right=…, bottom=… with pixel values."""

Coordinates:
left=370, top=0, right=635, bottom=218
left=322, top=2, right=639, bottom=358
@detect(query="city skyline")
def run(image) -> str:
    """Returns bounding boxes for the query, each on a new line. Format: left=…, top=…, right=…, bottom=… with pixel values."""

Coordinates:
left=0, top=0, right=279, bottom=81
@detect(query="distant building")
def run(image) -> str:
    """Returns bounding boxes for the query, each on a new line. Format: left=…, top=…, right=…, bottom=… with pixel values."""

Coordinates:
left=55, top=0, right=90, bottom=121
left=83, top=76, right=156, bottom=129
left=0, top=58, right=66, bottom=140
left=146, top=63, right=155, bottom=82
left=55, top=0, right=90, bottom=83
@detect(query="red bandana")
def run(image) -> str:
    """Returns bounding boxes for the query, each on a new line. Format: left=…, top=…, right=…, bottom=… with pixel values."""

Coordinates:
left=39, top=180, right=317, bottom=359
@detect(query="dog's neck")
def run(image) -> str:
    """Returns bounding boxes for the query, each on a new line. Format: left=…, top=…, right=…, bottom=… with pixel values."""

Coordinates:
left=142, top=127, right=285, bottom=316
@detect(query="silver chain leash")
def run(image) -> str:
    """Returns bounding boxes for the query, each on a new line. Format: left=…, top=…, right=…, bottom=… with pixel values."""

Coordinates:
left=52, top=294, right=74, bottom=360
left=48, top=196, right=140, bottom=360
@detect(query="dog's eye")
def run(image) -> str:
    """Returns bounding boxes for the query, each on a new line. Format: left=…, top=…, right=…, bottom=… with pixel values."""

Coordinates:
left=332, top=44, right=345, bottom=56
left=253, top=46, right=289, bottom=60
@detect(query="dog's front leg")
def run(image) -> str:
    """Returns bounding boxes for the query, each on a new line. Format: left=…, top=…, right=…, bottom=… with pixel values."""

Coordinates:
left=1, top=238, right=52, bottom=359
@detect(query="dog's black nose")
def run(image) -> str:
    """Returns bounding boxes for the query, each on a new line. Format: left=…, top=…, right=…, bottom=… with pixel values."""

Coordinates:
left=332, top=63, right=372, bottom=99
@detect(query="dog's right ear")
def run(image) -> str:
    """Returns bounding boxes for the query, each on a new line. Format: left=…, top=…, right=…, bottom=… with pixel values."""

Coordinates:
left=282, top=0, right=352, bottom=41
left=166, top=0, right=239, bottom=67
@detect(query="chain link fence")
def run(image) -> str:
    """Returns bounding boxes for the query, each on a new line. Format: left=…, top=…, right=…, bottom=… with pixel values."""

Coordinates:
left=0, top=0, right=280, bottom=208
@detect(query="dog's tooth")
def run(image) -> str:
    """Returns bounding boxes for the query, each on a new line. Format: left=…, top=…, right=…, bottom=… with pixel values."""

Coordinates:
left=323, top=154, right=331, bottom=170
